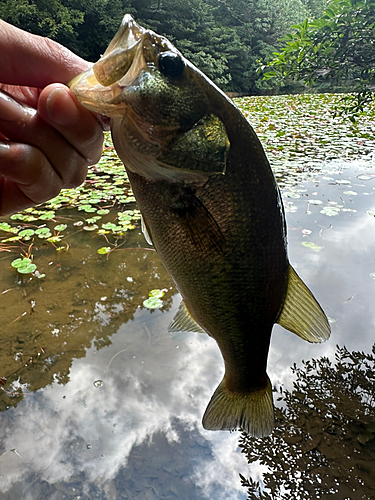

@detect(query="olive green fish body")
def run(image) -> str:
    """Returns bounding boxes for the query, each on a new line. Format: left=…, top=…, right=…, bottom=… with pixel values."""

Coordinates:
left=69, top=15, right=331, bottom=437
left=125, top=109, right=288, bottom=393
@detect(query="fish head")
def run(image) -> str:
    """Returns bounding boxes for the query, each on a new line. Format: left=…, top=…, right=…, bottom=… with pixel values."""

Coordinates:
left=69, top=14, right=230, bottom=182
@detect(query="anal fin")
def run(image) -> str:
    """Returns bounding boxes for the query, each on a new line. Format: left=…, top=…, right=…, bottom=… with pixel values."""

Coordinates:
left=277, top=265, right=331, bottom=343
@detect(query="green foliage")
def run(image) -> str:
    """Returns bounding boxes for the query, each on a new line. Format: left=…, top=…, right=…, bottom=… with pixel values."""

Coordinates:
left=1, top=0, right=311, bottom=93
left=263, top=0, right=375, bottom=117
left=143, top=289, right=165, bottom=309
left=11, top=257, right=37, bottom=274
left=0, top=0, right=84, bottom=47
left=239, top=344, right=375, bottom=499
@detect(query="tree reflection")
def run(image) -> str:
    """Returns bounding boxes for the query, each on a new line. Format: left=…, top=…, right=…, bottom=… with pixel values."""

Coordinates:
left=0, top=230, right=175, bottom=412
left=239, top=344, right=375, bottom=500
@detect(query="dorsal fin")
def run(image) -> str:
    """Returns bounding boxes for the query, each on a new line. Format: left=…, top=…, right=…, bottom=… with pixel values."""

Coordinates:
left=168, top=300, right=206, bottom=334
left=277, top=265, right=331, bottom=343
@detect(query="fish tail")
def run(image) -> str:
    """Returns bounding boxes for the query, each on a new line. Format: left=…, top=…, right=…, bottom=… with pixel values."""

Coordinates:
left=202, top=375, right=274, bottom=437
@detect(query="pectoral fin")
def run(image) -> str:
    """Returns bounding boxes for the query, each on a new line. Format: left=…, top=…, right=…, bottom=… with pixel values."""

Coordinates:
left=157, top=114, right=230, bottom=176
left=277, top=265, right=331, bottom=343
left=141, top=213, right=153, bottom=246
left=168, top=300, right=206, bottom=334
left=171, top=189, right=226, bottom=253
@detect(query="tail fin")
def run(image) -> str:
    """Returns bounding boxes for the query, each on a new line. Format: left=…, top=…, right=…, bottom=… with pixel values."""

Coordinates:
left=202, top=376, right=274, bottom=437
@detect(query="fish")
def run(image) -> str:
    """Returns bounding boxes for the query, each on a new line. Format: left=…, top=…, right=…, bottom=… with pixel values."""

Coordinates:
left=69, top=14, right=331, bottom=437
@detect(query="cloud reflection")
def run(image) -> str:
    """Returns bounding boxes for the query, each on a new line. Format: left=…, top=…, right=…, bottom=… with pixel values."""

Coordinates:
left=0, top=301, right=248, bottom=499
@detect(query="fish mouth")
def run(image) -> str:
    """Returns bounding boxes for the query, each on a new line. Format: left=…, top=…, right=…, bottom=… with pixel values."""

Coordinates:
left=69, top=14, right=162, bottom=117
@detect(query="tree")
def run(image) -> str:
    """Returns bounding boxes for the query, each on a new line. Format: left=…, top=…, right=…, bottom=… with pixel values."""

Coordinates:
left=238, top=344, right=375, bottom=499
left=0, top=0, right=84, bottom=49
left=262, top=0, right=375, bottom=119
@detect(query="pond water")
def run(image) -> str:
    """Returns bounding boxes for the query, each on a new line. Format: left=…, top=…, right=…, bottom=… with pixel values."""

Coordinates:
left=0, top=94, right=374, bottom=499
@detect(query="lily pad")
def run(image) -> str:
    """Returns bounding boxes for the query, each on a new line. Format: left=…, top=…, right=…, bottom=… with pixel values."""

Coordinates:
left=143, top=297, right=163, bottom=309
left=301, top=242, right=324, bottom=252
left=149, top=289, right=165, bottom=299
left=320, top=207, right=340, bottom=217
left=97, top=247, right=111, bottom=255
left=143, top=289, right=165, bottom=309
left=18, top=263, right=37, bottom=274
left=11, top=257, right=31, bottom=269
left=35, top=227, right=51, bottom=235
left=11, top=257, right=37, bottom=274
left=18, top=229, right=35, bottom=238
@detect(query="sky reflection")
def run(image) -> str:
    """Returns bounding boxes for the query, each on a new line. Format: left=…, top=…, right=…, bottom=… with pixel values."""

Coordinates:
left=1, top=158, right=375, bottom=499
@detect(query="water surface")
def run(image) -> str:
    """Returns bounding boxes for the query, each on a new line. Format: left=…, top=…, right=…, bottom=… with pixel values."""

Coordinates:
left=0, top=94, right=374, bottom=499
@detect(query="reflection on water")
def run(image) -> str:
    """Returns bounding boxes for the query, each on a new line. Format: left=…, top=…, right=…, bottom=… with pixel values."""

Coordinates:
left=0, top=227, right=247, bottom=499
left=239, top=345, right=375, bottom=499
left=1, top=104, right=375, bottom=498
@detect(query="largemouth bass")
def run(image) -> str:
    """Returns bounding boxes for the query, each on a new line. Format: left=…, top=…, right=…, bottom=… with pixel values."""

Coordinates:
left=69, top=15, right=330, bottom=437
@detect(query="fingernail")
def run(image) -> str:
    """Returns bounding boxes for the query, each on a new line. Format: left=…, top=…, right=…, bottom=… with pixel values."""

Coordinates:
left=0, top=140, right=10, bottom=151
left=46, top=87, right=79, bottom=126
left=0, top=90, right=35, bottom=122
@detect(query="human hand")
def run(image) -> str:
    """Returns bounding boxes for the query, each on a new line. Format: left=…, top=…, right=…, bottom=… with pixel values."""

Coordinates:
left=0, top=20, right=104, bottom=215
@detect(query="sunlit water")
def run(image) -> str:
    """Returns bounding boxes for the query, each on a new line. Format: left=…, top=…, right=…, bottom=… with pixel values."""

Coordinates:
left=0, top=96, right=375, bottom=499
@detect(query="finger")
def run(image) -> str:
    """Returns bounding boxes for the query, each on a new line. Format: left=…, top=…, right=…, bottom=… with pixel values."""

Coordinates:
left=0, top=20, right=89, bottom=87
left=0, top=83, right=40, bottom=109
left=0, top=140, right=63, bottom=215
left=0, top=89, right=90, bottom=188
left=38, top=84, right=104, bottom=165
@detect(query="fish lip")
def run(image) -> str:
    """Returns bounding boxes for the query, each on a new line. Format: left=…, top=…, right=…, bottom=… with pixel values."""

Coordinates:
left=92, top=15, right=145, bottom=87
left=68, top=14, right=176, bottom=117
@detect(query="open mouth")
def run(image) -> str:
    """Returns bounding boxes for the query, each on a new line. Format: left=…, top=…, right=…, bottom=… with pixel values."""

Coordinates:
left=68, top=15, right=146, bottom=117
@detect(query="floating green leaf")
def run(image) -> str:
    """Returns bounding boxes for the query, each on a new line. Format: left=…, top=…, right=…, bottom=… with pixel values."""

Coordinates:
left=2, top=236, right=21, bottom=242
left=11, top=257, right=37, bottom=274
left=301, top=241, right=324, bottom=252
left=18, top=229, right=35, bottom=238
left=35, top=227, right=48, bottom=235
left=143, top=297, right=163, bottom=309
left=85, top=216, right=101, bottom=224
left=11, top=257, right=31, bottom=269
left=47, top=236, right=62, bottom=243
left=143, top=289, right=165, bottom=309
left=18, top=263, right=37, bottom=274
left=0, top=222, right=14, bottom=232
left=78, top=204, right=96, bottom=213
left=320, top=207, right=340, bottom=217
left=149, top=289, right=165, bottom=299
left=39, top=211, right=55, bottom=220
left=97, top=247, right=111, bottom=255
left=54, top=224, right=67, bottom=231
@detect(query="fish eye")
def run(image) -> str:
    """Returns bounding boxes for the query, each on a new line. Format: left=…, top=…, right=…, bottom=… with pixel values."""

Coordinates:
left=159, top=52, right=185, bottom=78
